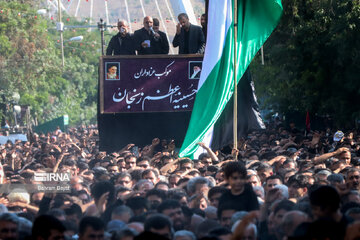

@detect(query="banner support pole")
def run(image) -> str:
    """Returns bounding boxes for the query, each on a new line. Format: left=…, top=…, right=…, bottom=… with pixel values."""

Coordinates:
left=233, top=0, right=238, bottom=159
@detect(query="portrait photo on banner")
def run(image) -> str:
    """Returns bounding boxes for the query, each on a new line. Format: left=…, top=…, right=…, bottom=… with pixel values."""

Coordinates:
left=188, top=61, right=203, bottom=80
left=105, top=62, right=120, bottom=80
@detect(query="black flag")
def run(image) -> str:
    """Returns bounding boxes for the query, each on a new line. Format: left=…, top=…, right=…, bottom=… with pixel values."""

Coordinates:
left=210, top=68, right=265, bottom=150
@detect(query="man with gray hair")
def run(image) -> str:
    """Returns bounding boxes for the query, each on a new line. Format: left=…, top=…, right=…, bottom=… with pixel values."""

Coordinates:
left=204, top=206, right=218, bottom=221
left=0, top=212, right=19, bottom=240
left=315, top=170, right=332, bottom=181
left=232, top=221, right=257, bottom=240
left=106, top=20, right=136, bottom=55
left=274, top=184, right=289, bottom=199
left=281, top=210, right=308, bottom=239
left=111, top=205, right=134, bottom=223
left=186, top=176, right=213, bottom=197
left=243, top=223, right=258, bottom=240
left=173, top=230, right=196, bottom=240
left=230, top=211, right=249, bottom=227
left=346, top=168, right=360, bottom=190
left=134, top=16, right=165, bottom=55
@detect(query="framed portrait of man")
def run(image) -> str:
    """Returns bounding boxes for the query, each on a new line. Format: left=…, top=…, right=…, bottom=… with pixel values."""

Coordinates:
left=188, top=61, right=202, bottom=79
left=105, top=62, right=120, bottom=80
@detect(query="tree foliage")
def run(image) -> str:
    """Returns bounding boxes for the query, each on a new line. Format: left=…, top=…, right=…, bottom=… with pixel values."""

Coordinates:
left=2, top=0, right=359, bottom=128
left=0, top=0, right=100, bottom=126
left=251, top=0, right=360, bottom=128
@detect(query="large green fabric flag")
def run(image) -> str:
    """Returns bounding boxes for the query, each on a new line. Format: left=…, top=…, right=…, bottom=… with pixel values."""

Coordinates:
left=179, top=0, right=283, bottom=158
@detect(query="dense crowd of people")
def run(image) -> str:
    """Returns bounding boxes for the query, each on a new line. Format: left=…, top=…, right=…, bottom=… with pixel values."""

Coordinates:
left=0, top=119, right=360, bottom=240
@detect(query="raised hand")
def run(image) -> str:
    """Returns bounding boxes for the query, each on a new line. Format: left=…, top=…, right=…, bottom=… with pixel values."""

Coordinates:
left=152, top=138, right=160, bottom=146
left=176, top=23, right=181, bottom=35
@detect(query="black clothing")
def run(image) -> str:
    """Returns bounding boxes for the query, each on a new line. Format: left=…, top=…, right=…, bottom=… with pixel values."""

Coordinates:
left=184, top=30, right=190, bottom=54
left=151, top=30, right=169, bottom=54
left=202, top=27, right=207, bottom=41
left=173, top=24, right=205, bottom=54
left=306, top=216, right=353, bottom=240
left=210, top=69, right=265, bottom=150
left=38, top=196, right=52, bottom=215
left=133, top=27, right=169, bottom=55
left=258, top=220, right=277, bottom=240
left=106, top=32, right=136, bottom=55
left=218, top=184, right=259, bottom=213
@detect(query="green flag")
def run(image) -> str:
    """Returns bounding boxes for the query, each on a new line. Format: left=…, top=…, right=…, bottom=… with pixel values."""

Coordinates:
left=179, top=0, right=283, bottom=158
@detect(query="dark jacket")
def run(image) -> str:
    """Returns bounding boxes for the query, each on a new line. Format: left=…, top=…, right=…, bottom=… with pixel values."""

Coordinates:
left=172, top=24, right=205, bottom=54
left=133, top=27, right=169, bottom=55
left=151, top=30, right=169, bottom=54
left=106, top=32, right=136, bottom=55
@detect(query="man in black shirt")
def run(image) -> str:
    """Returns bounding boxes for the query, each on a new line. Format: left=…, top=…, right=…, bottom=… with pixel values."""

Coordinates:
left=172, top=13, right=205, bottom=54
left=151, top=18, right=169, bottom=54
left=200, top=13, right=207, bottom=41
left=308, top=185, right=352, bottom=239
left=106, top=20, right=136, bottom=55
left=217, top=161, right=259, bottom=220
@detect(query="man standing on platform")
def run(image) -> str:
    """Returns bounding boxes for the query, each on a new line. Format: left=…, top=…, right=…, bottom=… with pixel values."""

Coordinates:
left=151, top=18, right=169, bottom=54
left=106, top=20, right=136, bottom=55
left=173, top=13, right=205, bottom=54
left=134, top=16, right=165, bottom=55
left=200, top=13, right=207, bottom=41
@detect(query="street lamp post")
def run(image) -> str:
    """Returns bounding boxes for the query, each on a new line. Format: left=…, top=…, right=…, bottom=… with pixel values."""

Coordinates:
left=97, top=18, right=106, bottom=56
left=57, top=0, right=65, bottom=67
left=50, top=0, right=114, bottom=63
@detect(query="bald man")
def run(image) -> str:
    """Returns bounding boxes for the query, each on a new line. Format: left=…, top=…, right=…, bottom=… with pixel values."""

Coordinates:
left=133, top=16, right=168, bottom=55
left=106, top=20, right=136, bottom=55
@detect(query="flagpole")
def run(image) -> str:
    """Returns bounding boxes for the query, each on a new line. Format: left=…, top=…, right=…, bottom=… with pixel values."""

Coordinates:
left=233, top=0, right=238, bottom=158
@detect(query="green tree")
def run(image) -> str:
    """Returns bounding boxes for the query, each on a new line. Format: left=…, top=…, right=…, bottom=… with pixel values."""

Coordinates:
left=251, top=0, right=360, bottom=128
left=0, top=0, right=101, bottom=126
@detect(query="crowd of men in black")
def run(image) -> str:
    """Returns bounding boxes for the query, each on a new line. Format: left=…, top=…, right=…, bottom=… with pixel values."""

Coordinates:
left=1, top=119, right=360, bottom=240
left=106, top=13, right=206, bottom=56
